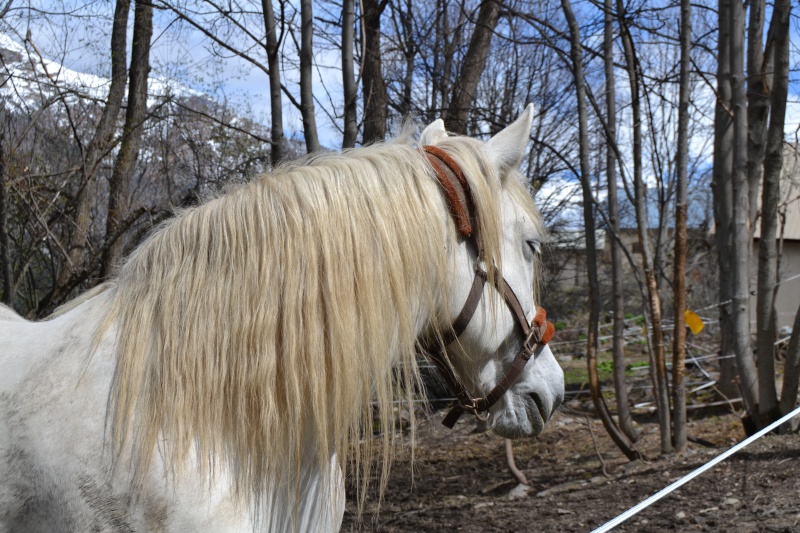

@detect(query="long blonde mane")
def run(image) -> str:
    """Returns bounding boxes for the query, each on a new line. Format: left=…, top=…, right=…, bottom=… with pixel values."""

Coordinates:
left=98, top=134, right=539, bottom=511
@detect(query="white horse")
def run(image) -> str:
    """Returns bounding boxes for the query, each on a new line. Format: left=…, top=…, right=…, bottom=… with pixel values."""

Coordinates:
left=0, top=105, right=564, bottom=532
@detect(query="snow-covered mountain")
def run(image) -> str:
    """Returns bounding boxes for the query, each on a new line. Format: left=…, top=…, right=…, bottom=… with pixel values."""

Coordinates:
left=0, top=33, right=201, bottom=111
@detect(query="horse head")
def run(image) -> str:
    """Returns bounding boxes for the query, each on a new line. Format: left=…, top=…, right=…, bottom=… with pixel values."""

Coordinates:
left=420, top=104, right=565, bottom=438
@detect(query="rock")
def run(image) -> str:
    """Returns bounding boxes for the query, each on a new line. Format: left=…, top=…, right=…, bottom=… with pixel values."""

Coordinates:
left=676, top=511, right=687, bottom=520
left=508, top=483, right=530, bottom=500
left=536, top=475, right=609, bottom=498
left=720, top=497, right=740, bottom=509
left=616, top=460, right=644, bottom=475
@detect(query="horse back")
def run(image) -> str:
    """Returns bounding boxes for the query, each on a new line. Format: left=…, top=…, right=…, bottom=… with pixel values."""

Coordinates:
left=0, top=303, right=24, bottom=322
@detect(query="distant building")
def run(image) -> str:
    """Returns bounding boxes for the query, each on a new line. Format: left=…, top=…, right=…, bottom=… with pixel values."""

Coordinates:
left=544, top=146, right=800, bottom=330
left=750, top=145, right=800, bottom=329
left=545, top=229, right=606, bottom=288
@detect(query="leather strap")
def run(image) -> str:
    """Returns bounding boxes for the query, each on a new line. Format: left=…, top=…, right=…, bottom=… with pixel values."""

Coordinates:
left=423, top=145, right=476, bottom=238
left=433, top=271, right=487, bottom=349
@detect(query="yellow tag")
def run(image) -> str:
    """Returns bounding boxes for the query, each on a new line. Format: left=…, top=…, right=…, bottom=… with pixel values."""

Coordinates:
left=685, top=309, right=704, bottom=335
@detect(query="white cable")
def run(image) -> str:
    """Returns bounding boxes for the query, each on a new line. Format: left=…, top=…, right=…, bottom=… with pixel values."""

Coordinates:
left=590, top=404, right=800, bottom=533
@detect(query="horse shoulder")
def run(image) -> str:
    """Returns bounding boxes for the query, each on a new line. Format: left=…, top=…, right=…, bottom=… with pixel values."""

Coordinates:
left=0, top=293, right=116, bottom=530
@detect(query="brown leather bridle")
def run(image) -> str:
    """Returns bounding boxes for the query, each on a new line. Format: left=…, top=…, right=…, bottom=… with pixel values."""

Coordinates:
left=419, top=145, right=555, bottom=429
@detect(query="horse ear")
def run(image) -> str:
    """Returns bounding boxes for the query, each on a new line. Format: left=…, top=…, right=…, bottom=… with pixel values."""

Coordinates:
left=486, top=103, right=534, bottom=174
left=419, top=118, right=447, bottom=146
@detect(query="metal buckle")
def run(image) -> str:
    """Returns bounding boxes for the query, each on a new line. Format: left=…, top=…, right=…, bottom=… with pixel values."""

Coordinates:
left=459, top=397, right=490, bottom=420
left=523, top=324, right=541, bottom=353
left=474, top=410, right=490, bottom=421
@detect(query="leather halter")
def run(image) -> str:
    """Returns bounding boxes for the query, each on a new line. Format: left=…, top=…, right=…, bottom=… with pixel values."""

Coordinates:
left=420, top=145, right=555, bottom=429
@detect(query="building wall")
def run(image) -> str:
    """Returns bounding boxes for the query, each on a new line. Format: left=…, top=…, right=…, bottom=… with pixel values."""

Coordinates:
left=750, top=240, right=800, bottom=329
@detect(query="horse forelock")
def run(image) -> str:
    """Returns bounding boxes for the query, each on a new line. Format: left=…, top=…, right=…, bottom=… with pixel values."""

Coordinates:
left=100, top=135, right=524, bottom=512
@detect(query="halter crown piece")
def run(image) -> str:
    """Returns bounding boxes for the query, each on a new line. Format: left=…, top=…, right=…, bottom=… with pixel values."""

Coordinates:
left=420, top=145, right=556, bottom=429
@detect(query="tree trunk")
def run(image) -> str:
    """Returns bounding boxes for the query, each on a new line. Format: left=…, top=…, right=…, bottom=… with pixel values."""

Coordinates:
left=781, top=302, right=800, bottom=417
left=755, top=108, right=780, bottom=418
left=50, top=0, right=130, bottom=301
left=101, top=0, right=153, bottom=277
left=445, top=0, right=501, bottom=135
left=0, top=131, right=10, bottom=306
left=671, top=0, right=691, bottom=452
left=713, top=0, right=738, bottom=400
left=746, top=0, right=769, bottom=230
left=400, top=0, right=414, bottom=119
left=617, top=0, right=671, bottom=454
left=299, top=0, right=319, bottom=153
left=604, top=0, right=636, bottom=443
left=729, top=0, right=759, bottom=417
left=763, top=0, right=794, bottom=418
left=361, top=0, right=388, bottom=144
left=262, top=0, right=285, bottom=163
left=341, top=0, right=357, bottom=149
left=563, top=0, right=641, bottom=462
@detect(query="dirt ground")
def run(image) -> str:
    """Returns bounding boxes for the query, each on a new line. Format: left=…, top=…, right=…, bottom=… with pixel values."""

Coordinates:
left=339, top=405, right=800, bottom=532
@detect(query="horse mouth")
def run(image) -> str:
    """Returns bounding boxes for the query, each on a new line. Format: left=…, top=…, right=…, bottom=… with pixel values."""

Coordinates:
left=523, top=390, right=562, bottom=435
left=524, top=392, right=548, bottom=435
left=488, top=389, right=561, bottom=439
left=530, top=390, right=561, bottom=422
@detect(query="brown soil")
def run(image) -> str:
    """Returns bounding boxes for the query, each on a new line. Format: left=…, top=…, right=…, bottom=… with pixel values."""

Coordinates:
left=339, top=406, right=800, bottom=532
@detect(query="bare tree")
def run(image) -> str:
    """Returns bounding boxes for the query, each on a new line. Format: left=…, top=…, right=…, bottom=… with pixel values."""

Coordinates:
left=562, top=0, right=640, bottom=461
left=101, top=0, right=154, bottom=276
left=603, top=0, right=636, bottom=443
left=762, top=0, right=794, bottom=421
left=712, top=0, right=738, bottom=401
left=671, top=0, right=691, bottom=452
left=444, top=0, right=501, bottom=135
left=617, top=0, right=670, bottom=454
left=299, top=0, right=319, bottom=153
left=746, top=0, right=769, bottom=229
left=47, top=0, right=131, bottom=306
left=341, top=0, right=357, bottom=148
left=262, top=0, right=285, bottom=163
left=387, top=0, right=415, bottom=119
left=728, top=0, right=759, bottom=417
left=156, top=0, right=289, bottom=161
left=361, top=0, right=388, bottom=144
left=754, top=45, right=780, bottom=423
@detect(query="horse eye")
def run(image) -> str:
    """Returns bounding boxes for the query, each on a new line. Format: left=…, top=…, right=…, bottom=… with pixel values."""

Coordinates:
left=526, top=239, right=541, bottom=256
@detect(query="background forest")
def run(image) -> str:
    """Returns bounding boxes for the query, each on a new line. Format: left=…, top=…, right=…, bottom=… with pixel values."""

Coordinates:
left=1, top=0, right=799, bottom=460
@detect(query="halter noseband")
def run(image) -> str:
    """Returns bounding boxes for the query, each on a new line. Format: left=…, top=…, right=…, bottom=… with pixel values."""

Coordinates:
left=419, top=145, right=555, bottom=429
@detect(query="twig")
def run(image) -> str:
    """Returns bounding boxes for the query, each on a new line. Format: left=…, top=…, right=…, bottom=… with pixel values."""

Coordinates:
left=687, top=435, right=717, bottom=448
left=585, top=415, right=610, bottom=478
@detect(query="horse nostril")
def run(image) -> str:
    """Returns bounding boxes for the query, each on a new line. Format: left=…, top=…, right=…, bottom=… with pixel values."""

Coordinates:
left=529, top=392, right=546, bottom=420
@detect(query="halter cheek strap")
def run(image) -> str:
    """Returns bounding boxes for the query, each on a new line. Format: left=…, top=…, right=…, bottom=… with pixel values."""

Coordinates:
left=419, top=145, right=556, bottom=429
left=435, top=270, right=555, bottom=429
